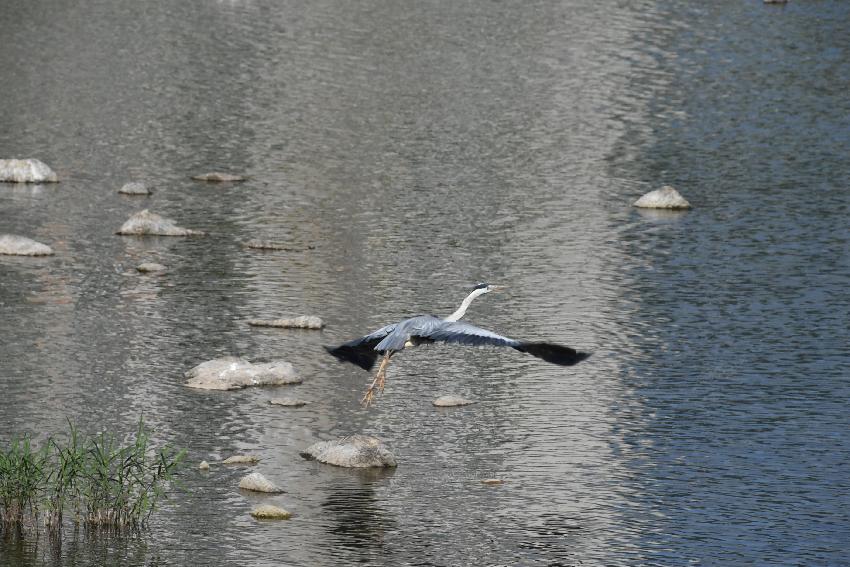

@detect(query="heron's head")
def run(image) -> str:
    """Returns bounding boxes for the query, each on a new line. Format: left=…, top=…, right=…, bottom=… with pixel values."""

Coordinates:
left=473, top=282, right=505, bottom=294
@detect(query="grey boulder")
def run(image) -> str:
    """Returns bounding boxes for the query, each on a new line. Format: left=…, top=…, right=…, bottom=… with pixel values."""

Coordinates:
left=248, top=316, right=324, bottom=330
left=118, top=181, right=152, bottom=195
left=0, top=235, right=54, bottom=256
left=0, top=159, right=58, bottom=183
left=301, top=435, right=397, bottom=468
left=633, top=186, right=692, bottom=209
left=185, top=356, right=301, bottom=390
left=117, top=209, right=204, bottom=236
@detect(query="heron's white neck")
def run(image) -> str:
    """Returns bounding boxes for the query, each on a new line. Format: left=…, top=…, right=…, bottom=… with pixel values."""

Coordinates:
left=444, top=288, right=487, bottom=322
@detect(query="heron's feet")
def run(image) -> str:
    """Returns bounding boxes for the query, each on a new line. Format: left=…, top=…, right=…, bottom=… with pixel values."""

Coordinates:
left=361, top=354, right=391, bottom=407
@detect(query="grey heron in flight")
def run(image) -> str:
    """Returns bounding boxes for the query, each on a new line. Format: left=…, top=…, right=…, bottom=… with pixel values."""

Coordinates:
left=325, top=283, right=590, bottom=406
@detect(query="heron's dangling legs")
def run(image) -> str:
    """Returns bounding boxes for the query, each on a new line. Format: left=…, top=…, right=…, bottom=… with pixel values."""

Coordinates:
left=361, top=353, right=393, bottom=407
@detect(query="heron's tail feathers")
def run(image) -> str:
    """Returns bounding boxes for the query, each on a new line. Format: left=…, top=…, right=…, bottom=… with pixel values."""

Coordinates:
left=324, top=344, right=379, bottom=371
left=515, top=342, right=591, bottom=366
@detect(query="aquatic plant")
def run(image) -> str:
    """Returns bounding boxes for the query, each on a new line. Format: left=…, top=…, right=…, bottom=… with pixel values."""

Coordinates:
left=0, top=419, right=185, bottom=532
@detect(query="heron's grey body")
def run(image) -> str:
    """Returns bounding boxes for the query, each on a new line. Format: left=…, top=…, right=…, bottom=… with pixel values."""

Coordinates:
left=325, top=283, right=590, bottom=405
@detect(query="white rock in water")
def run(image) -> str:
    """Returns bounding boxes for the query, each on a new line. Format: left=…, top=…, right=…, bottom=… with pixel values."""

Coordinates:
left=0, top=159, right=58, bottom=183
left=136, top=262, right=166, bottom=273
left=250, top=504, right=292, bottom=520
left=301, top=435, right=397, bottom=468
left=222, top=455, right=260, bottom=465
left=633, top=186, right=692, bottom=209
left=117, top=209, right=205, bottom=236
left=185, top=356, right=301, bottom=390
left=191, top=172, right=246, bottom=182
left=199, top=460, right=210, bottom=470
left=269, top=397, right=308, bottom=407
left=433, top=395, right=475, bottom=407
left=0, top=235, right=54, bottom=256
left=247, top=316, right=324, bottom=330
left=238, top=472, right=284, bottom=493
left=118, top=181, right=152, bottom=195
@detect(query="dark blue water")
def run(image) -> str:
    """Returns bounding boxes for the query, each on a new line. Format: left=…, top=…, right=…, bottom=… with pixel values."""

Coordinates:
left=1, top=0, right=849, bottom=565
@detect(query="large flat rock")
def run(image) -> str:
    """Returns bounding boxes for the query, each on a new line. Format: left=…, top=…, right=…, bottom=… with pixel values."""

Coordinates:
left=0, top=235, right=54, bottom=256
left=301, top=435, right=397, bottom=468
left=185, top=356, right=301, bottom=390
left=117, top=209, right=204, bottom=236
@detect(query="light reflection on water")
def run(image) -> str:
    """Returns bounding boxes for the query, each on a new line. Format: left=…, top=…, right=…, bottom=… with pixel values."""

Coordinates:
left=2, top=0, right=849, bottom=564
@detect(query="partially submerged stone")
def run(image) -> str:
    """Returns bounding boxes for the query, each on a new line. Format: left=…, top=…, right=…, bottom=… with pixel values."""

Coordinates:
left=633, top=186, right=692, bottom=209
left=250, top=504, right=292, bottom=520
left=136, top=262, right=167, bottom=273
left=239, top=472, right=284, bottom=493
left=222, top=455, right=260, bottom=465
left=243, top=239, right=315, bottom=252
left=0, top=159, right=58, bottom=183
left=433, top=395, right=474, bottom=407
left=0, top=235, right=54, bottom=256
left=117, top=209, right=205, bottom=236
left=301, top=435, right=397, bottom=468
left=191, top=172, right=246, bottom=182
left=199, top=460, right=210, bottom=470
left=185, top=356, right=301, bottom=390
left=481, top=479, right=504, bottom=485
left=118, top=181, right=152, bottom=195
left=248, top=316, right=324, bottom=330
left=269, top=397, right=308, bottom=408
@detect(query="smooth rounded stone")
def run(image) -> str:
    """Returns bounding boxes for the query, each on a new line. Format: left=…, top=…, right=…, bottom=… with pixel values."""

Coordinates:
left=247, top=316, right=324, bottom=330
left=238, top=472, right=284, bottom=493
left=269, top=397, right=308, bottom=408
left=191, top=172, right=246, bottom=182
left=481, top=479, right=505, bottom=485
left=136, top=262, right=167, bottom=273
left=184, top=356, right=301, bottom=390
left=0, top=235, right=54, bottom=256
left=118, top=181, right=152, bottom=195
left=250, top=504, right=292, bottom=520
left=633, top=186, right=692, bottom=209
left=199, top=460, right=210, bottom=470
left=222, top=455, right=260, bottom=465
left=301, top=435, right=397, bottom=468
left=0, top=159, right=58, bottom=183
left=117, top=209, right=205, bottom=236
left=433, top=395, right=475, bottom=407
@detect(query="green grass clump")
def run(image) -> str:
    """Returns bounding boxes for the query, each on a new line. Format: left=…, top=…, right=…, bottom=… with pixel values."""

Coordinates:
left=0, top=419, right=185, bottom=532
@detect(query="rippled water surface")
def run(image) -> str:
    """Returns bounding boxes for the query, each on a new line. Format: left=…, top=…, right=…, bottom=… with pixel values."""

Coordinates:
left=2, top=0, right=849, bottom=565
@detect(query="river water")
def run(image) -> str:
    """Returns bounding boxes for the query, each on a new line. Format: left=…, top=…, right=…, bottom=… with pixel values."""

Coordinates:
left=1, top=0, right=849, bottom=565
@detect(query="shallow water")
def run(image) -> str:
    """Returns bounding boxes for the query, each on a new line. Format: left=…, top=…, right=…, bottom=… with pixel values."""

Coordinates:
left=2, top=0, right=849, bottom=565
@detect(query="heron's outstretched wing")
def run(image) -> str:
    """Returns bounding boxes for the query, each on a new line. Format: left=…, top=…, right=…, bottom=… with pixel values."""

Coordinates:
left=417, top=321, right=591, bottom=366
left=325, top=323, right=397, bottom=370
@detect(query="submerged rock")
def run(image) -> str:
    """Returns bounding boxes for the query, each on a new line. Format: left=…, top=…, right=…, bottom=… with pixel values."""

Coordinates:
left=433, top=395, right=474, bottom=407
left=136, top=262, right=167, bottom=273
left=117, top=209, right=205, bottom=236
left=199, top=460, right=210, bottom=470
left=0, top=235, right=54, bottom=256
left=481, top=479, right=504, bottom=485
left=191, top=172, right=246, bottom=182
left=239, top=472, right=284, bottom=493
left=185, top=356, right=301, bottom=390
left=243, top=239, right=315, bottom=252
left=269, top=397, right=308, bottom=408
left=301, top=435, right=397, bottom=468
left=247, top=316, right=324, bottom=330
left=0, top=159, right=58, bottom=183
left=222, top=455, right=260, bottom=465
left=250, top=504, right=292, bottom=520
left=118, top=181, right=152, bottom=195
left=633, top=186, right=692, bottom=209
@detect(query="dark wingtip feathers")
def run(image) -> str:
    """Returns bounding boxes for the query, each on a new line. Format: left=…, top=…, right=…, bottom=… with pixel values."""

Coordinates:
left=516, top=342, right=591, bottom=366
left=324, top=345, right=379, bottom=371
